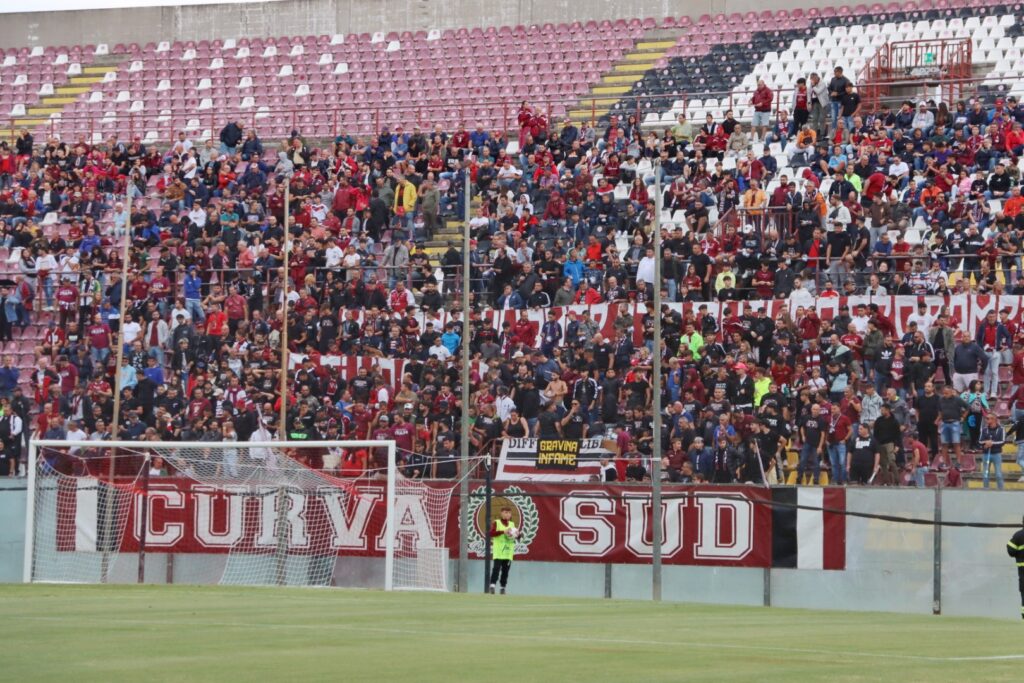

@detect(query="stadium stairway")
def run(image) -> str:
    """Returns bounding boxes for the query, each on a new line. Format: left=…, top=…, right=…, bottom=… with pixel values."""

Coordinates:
left=566, top=28, right=682, bottom=125
left=1, top=53, right=130, bottom=140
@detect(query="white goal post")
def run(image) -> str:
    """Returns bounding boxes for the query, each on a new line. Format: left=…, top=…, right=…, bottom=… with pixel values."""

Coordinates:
left=25, top=439, right=455, bottom=591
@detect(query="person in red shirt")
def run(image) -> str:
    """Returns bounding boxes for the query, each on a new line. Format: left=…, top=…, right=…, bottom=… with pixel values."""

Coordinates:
left=223, top=284, right=249, bottom=335
left=826, top=402, right=852, bottom=485
left=203, top=302, right=228, bottom=354
left=752, top=262, right=774, bottom=299
left=86, top=313, right=113, bottom=364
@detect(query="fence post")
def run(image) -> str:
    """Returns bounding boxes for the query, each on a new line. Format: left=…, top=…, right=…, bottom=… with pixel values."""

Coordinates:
left=932, top=485, right=942, bottom=615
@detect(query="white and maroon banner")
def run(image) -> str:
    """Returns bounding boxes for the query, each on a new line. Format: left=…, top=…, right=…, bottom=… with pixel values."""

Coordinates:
left=60, top=478, right=845, bottom=569
left=494, top=437, right=614, bottom=482
left=303, top=295, right=1019, bottom=366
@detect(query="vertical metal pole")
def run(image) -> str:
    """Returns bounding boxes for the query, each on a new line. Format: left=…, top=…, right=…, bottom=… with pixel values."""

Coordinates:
left=137, top=454, right=150, bottom=584
left=279, top=184, right=290, bottom=438
left=22, top=440, right=37, bottom=582
left=651, top=161, right=663, bottom=602
left=932, top=485, right=942, bottom=615
left=103, top=194, right=132, bottom=583
left=483, top=452, right=492, bottom=593
left=457, top=171, right=471, bottom=592
left=110, top=199, right=132, bottom=440
left=384, top=442, right=396, bottom=591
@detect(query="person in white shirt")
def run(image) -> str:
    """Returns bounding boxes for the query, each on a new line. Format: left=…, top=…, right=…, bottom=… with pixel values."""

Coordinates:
left=907, top=303, right=935, bottom=338
left=789, top=277, right=814, bottom=308
left=188, top=206, right=207, bottom=228
left=120, top=313, right=142, bottom=346
left=324, top=240, right=344, bottom=268
left=428, top=340, right=452, bottom=361
left=636, top=246, right=656, bottom=296
left=851, top=306, right=871, bottom=335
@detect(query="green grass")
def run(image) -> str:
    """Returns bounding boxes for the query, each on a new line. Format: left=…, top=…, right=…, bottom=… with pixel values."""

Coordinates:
left=3, top=584, right=1022, bottom=682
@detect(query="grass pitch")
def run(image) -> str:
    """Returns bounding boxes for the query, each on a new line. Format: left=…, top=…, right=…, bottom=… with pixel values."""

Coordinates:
left=3, top=584, right=1022, bottom=682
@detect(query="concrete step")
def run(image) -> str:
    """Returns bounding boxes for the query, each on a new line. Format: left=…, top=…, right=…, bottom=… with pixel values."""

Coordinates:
left=635, top=40, right=677, bottom=50
left=68, top=75, right=104, bottom=85
left=569, top=109, right=608, bottom=121
left=39, top=96, right=78, bottom=105
left=623, top=51, right=660, bottom=61
left=592, top=85, right=631, bottom=95
left=26, top=106, right=62, bottom=116
left=612, top=62, right=655, bottom=73
left=82, top=65, right=113, bottom=74
left=54, top=85, right=92, bottom=95
left=602, top=73, right=643, bottom=84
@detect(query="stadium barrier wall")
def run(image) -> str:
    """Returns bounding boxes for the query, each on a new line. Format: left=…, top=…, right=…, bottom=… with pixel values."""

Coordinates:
left=4, top=0, right=848, bottom=49
left=3, top=485, right=1020, bottom=620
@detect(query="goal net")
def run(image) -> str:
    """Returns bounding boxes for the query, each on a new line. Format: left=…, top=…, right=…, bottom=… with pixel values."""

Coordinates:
left=25, top=440, right=456, bottom=591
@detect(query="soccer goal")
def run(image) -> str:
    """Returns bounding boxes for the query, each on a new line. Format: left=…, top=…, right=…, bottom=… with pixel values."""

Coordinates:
left=24, top=440, right=456, bottom=591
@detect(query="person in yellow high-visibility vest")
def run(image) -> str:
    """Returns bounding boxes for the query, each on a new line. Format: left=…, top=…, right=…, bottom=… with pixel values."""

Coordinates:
left=488, top=506, right=518, bottom=595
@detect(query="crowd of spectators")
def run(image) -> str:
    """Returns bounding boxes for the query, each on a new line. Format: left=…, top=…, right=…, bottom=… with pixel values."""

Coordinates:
left=0, top=78, right=1021, bottom=489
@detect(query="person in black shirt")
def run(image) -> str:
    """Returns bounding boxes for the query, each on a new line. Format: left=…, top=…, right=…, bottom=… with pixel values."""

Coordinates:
left=535, top=402, right=561, bottom=438
left=798, top=403, right=827, bottom=485
left=433, top=435, right=458, bottom=478
left=915, top=381, right=941, bottom=458
left=848, top=423, right=880, bottom=484
left=873, top=404, right=902, bottom=485
left=560, top=401, right=587, bottom=439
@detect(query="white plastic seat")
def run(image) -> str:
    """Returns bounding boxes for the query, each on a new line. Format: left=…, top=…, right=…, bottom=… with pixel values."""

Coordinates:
left=9, top=104, right=25, bottom=116
left=129, top=100, right=144, bottom=112
left=330, top=34, right=345, bottom=45
left=128, top=60, right=143, bottom=72
left=156, top=41, right=170, bottom=52
left=209, top=57, right=223, bottom=70
left=197, top=98, right=213, bottom=110
left=426, top=29, right=440, bottom=41
left=53, top=53, right=68, bottom=65
left=156, top=79, right=170, bottom=91
left=386, top=40, right=400, bottom=52
left=277, top=63, right=292, bottom=77
left=240, top=96, right=255, bottom=108
left=318, top=52, right=332, bottom=65
left=237, top=76, right=252, bottom=88
left=290, top=44, right=304, bottom=56
left=66, top=63, right=81, bottom=75
left=262, top=45, right=277, bottom=58
left=235, top=46, right=250, bottom=59
left=333, top=62, right=349, bottom=74
left=223, top=38, right=236, bottom=50
left=37, top=82, right=53, bottom=95
left=294, top=84, right=309, bottom=97
left=88, top=91, right=102, bottom=103
left=181, top=48, right=196, bottom=61
left=30, top=46, right=44, bottom=57
left=197, top=77, right=211, bottom=90
left=102, top=71, right=117, bottom=82
left=115, top=90, right=130, bottom=102
left=371, top=32, right=385, bottom=43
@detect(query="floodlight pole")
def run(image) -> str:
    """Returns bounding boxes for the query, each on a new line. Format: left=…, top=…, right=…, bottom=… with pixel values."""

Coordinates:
left=651, top=161, right=663, bottom=602
left=457, top=170, right=471, bottom=592
left=279, top=183, right=290, bottom=438
left=103, top=193, right=132, bottom=583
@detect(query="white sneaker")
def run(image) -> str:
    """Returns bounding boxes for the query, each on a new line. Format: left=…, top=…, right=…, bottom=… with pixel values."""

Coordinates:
left=1018, top=476, right=1024, bottom=483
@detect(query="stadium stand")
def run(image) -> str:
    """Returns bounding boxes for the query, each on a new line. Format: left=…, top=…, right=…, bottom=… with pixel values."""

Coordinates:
left=2, top=0, right=1024, bottom=493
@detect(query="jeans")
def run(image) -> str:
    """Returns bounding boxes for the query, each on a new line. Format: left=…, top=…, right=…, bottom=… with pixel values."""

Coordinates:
left=830, top=101, right=842, bottom=129
left=798, top=443, right=821, bottom=484
left=940, top=421, right=962, bottom=444
left=982, top=450, right=1004, bottom=489
left=828, top=443, right=847, bottom=485
left=90, top=347, right=110, bottom=365
left=185, top=298, right=206, bottom=325
left=913, top=465, right=931, bottom=488
left=982, top=349, right=1001, bottom=396
left=1017, top=443, right=1024, bottom=475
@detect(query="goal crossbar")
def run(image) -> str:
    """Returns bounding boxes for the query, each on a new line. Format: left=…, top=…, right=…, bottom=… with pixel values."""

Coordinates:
left=25, top=439, right=408, bottom=590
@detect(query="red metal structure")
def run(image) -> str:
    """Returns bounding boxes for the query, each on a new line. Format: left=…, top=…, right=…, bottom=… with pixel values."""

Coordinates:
left=859, top=37, right=973, bottom=110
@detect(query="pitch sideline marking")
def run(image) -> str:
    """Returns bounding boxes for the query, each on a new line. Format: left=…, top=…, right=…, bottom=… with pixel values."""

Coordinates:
left=12, top=614, right=1024, bottom=663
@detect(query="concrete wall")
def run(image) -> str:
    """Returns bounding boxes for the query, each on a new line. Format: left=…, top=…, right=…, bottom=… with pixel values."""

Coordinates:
left=0, top=0, right=824, bottom=49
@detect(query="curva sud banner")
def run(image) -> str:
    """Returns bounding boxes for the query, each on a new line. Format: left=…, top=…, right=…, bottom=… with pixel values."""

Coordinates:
left=62, top=478, right=845, bottom=569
